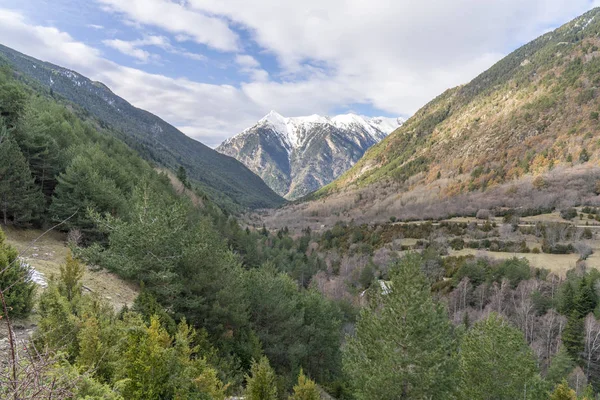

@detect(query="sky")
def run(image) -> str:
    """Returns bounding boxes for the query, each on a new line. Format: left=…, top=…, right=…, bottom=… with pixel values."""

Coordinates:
left=0, top=1, right=599, bottom=147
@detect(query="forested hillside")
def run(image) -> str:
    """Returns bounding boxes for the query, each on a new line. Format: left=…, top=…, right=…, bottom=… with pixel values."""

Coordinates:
left=274, top=7, right=600, bottom=227
left=0, top=44, right=284, bottom=211
left=0, top=61, right=348, bottom=398
left=0, top=65, right=173, bottom=234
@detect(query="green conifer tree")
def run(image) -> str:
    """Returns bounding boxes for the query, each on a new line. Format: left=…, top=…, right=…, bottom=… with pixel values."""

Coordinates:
left=15, top=127, right=62, bottom=202
left=245, top=356, right=278, bottom=400
left=0, top=128, right=43, bottom=226
left=35, top=282, right=79, bottom=357
left=49, top=149, right=126, bottom=238
left=59, top=251, right=84, bottom=303
left=176, top=166, right=190, bottom=189
left=550, top=380, right=576, bottom=400
left=0, top=228, right=36, bottom=318
left=0, top=75, right=27, bottom=128
left=575, top=276, right=597, bottom=318
left=546, top=346, right=576, bottom=385
left=563, top=311, right=585, bottom=360
left=558, top=282, right=576, bottom=315
left=459, top=313, right=538, bottom=400
left=289, top=369, right=320, bottom=400
left=343, top=253, right=457, bottom=399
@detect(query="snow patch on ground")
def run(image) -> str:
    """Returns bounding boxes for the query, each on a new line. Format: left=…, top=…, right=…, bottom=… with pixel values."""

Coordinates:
left=18, top=258, right=47, bottom=288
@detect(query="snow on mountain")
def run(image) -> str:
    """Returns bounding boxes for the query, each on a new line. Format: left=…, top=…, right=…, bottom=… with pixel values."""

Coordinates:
left=367, top=116, right=406, bottom=135
left=242, top=111, right=403, bottom=154
left=217, top=111, right=404, bottom=199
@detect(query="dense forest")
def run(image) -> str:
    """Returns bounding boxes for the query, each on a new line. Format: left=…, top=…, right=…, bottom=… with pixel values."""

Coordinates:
left=0, top=44, right=285, bottom=212
left=0, top=62, right=346, bottom=398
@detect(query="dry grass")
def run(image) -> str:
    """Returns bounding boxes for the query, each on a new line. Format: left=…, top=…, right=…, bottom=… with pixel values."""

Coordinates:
left=448, top=248, right=600, bottom=277
left=2, top=225, right=138, bottom=310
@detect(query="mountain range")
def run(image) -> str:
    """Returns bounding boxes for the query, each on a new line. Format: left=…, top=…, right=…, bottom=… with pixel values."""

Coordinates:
left=0, top=44, right=283, bottom=210
left=217, top=111, right=404, bottom=199
left=264, top=7, right=600, bottom=228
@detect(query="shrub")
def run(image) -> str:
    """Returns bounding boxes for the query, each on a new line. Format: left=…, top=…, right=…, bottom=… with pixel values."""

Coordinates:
left=532, top=176, right=548, bottom=189
left=245, top=357, right=277, bottom=400
left=0, top=228, right=36, bottom=319
left=494, top=258, right=531, bottom=287
left=476, top=209, right=491, bottom=220
left=560, top=208, right=578, bottom=220
left=471, top=166, right=484, bottom=178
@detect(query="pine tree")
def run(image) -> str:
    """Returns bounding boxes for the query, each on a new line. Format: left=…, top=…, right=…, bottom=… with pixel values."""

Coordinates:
left=76, top=314, right=102, bottom=371
left=49, top=148, right=126, bottom=239
left=343, top=253, right=457, bottom=400
left=176, top=166, right=190, bottom=189
left=459, top=313, right=538, bottom=400
left=15, top=127, right=62, bottom=202
left=575, top=277, right=597, bottom=318
left=563, top=311, right=585, bottom=360
left=245, top=356, right=278, bottom=400
left=0, top=228, right=36, bottom=318
left=35, top=281, right=79, bottom=357
left=115, top=315, right=173, bottom=399
left=558, top=282, right=576, bottom=315
left=132, top=290, right=176, bottom=335
left=289, top=369, right=320, bottom=400
left=546, top=346, right=576, bottom=384
left=0, top=128, right=43, bottom=226
left=0, top=75, right=27, bottom=128
left=550, top=380, right=577, bottom=400
left=59, top=251, right=84, bottom=303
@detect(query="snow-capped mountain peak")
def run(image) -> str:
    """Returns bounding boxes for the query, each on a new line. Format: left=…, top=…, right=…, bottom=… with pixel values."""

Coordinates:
left=248, top=111, right=403, bottom=152
left=217, top=111, right=404, bottom=199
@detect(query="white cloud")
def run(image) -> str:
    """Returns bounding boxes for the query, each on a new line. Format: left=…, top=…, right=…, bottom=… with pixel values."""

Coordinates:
left=186, top=0, right=598, bottom=116
left=103, top=38, right=157, bottom=63
left=0, top=8, right=256, bottom=147
left=235, top=54, right=268, bottom=82
left=235, top=54, right=260, bottom=68
left=87, top=24, right=104, bottom=30
left=97, top=0, right=239, bottom=52
left=103, top=35, right=205, bottom=63
left=2, top=1, right=600, bottom=147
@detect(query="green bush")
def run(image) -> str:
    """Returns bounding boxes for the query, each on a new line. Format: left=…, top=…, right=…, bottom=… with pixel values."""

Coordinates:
left=0, top=228, right=36, bottom=319
left=560, top=208, right=578, bottom=220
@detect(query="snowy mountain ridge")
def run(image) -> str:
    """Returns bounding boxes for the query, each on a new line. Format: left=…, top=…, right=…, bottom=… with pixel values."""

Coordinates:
left=217, top=111, right=404, bottom=199
left=228, top=110, right=404, bottom=154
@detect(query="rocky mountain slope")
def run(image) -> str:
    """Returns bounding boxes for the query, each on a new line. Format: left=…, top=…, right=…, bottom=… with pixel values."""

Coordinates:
left=217, top=111, right=403, bottom=199
left=263, top=8, right=600, bottom=229
left=0, top=44, right=283, bottom=210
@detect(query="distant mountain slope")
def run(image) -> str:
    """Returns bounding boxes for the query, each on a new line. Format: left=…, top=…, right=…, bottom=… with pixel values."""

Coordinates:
left=264, top=8, right=600, bottom=228
left=217, top=111, right=403, bottom=199
left=0, top=44, right=283, bottom=210
left=324, top=9, right=600, bottom=194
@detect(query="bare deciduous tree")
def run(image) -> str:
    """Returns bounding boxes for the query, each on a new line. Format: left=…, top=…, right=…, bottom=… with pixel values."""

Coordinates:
left=584, top=314, right=600, bottom=380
